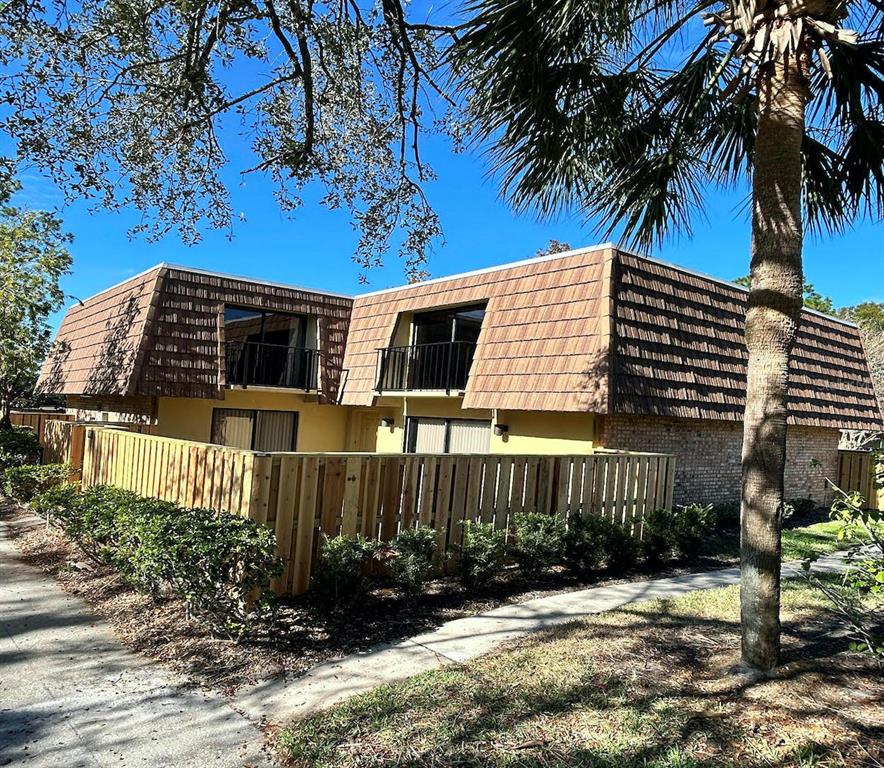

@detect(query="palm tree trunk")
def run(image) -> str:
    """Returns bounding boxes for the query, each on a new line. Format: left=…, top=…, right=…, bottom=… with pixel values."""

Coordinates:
left=740, top=56, right=808, bottom=672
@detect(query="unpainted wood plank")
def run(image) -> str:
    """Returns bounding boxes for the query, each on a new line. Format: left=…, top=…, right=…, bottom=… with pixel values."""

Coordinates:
left=240, top=453, right=256, bottom=519
left=194, top=445, right=209, bottom=509
left=479, top=458, right=498, bottom=524
left=494, top=457, right=513, bottom=529
left=341, top=456, right=363, bottom=536
left=419, top=457, right=438, bottom=527
left=272, top=455, right=301, bottom=594
left=447, top=456, right=471, bottom=554
left=567, top=457, right=583, bottom=519
left=400, top=457, right=420, bottom=530
left=248, top=454, right=273, bottom=525
left=229, top=451, right=245, bottom=515
left=379, top=457, right=403, bottom=541
left=319, top=456, right=346, bottom=535
left=292, top=456, right=320, bottom=595
left=655, top=455, right=668, bottom=511
left=603, top=456, right=619, bottom=521
left=510, top=458, right=527, bottom=518
left=555, top=457, right=570, bottom=518
left=664, top=456, right=676, bottom=510
left=433, top=457, right=455, bottom=561
left=463, top=456, right=483, bottom=525
left=614, top=455, right=629, bottom=524
left=644, top=457, right=659, bottom=517
left=524, top=457, right=539, bottom=512
left=360, top=458, right=382, bottom=538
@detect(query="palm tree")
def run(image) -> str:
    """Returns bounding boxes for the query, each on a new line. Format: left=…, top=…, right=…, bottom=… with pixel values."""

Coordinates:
left=454, top=0, right=882, bottom=672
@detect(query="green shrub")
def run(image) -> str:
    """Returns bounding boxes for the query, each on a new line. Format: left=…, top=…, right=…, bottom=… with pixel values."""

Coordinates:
left=604, top=521, right=640, bottom=574
left=642, top=503, right=716, bottom=563
left=311, top=534, right=377, bottom=605
left=510, top=511, right=566, bottom=576
left=788, top=497, right=817, bottom=517
left=801, top=485, right=884, bottom=657
left=642, top=507, right=678, bottom=564
left=0, top=427, right=41, bottom=470
left=2, top=463, right=71, bottom=502
left=457, top=520, right=507, bottom=588
left=389, top=526, right=437, bottom=597
left=673, top=503, right=716, bottom=558
left=32, top=484, right=282, bottom=639
left=713, top=500, right=741, bottom=530
left=29, top=482, right=80, bottom=518
left=565, top=513, right=639, bottom=575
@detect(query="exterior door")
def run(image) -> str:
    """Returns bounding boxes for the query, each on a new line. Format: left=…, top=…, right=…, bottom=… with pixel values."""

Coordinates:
left=448, top=419, right=491, bottom=453
left=253, top=410, right=298, bottom=452
left=211, top=408, right=254, bottom=450
left=408, top=417, right=447, bottom=453
left=406, top=417, right=490, bottom=454
left=211, top=408, right=298, bottom=451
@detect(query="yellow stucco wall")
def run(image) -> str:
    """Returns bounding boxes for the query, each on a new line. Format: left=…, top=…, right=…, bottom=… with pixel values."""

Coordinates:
left=492, top=410, right=597, bottom=454
left=370, top=397, right=598, bottom=454
left=156, top=389, right=350, bottom=452
left=156, top=390, right=599, bottom=455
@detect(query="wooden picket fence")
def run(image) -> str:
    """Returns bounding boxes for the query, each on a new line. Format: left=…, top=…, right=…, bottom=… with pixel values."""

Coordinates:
left=42, top=420, right=87, bottom=468
left=77, top=427, right=675, bottom=596
left=42, top=420, right=157, bottom=475
left=837, top=450, right=884, bottom=511
left=10, top=410, right=74, bottom=443
left=81, top=427, right=266, bottom=515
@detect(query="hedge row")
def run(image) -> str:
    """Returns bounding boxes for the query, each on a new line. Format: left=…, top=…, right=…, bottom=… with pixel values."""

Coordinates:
left=0, top=427, right=41, bottom=471
left=313, top=504, right=718, bottom=605
left=7, top=472, right=282, bottom=639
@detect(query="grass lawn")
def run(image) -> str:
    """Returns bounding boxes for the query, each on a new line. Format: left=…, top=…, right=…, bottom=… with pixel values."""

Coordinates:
left=276, top=577, right=883, bottom=768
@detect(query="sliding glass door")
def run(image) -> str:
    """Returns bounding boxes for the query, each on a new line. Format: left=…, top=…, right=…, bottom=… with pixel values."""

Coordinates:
left=211, top=408, right=298, bottom=452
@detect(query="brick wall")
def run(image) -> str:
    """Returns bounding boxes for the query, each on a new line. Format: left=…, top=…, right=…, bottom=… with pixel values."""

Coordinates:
left=598, top=414, right=839, bottom=506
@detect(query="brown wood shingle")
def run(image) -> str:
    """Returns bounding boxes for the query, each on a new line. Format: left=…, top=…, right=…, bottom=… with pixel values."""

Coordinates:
left=340, top=246, right=616, bottom=411
left=39, top=265, right=353, bottom=402
left=40, top=248, right=881, bottom=431
left=612, top=252, right=882, bottom=429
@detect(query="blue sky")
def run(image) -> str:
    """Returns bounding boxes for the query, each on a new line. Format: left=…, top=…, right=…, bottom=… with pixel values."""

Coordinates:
left=11, top=127, right=883, bottom=331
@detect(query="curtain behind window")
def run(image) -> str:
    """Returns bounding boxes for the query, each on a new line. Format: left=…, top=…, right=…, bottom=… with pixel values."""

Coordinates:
left=211, top=408, right=254, bottom=450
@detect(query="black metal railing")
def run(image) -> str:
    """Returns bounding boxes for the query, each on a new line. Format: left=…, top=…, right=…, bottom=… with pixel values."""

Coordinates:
left=376, top=341, right=477, bottom=392
left=225, top=342, right=320, bottom=390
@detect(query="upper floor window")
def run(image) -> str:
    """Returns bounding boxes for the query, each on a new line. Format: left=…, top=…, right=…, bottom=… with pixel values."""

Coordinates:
left=224, top=307, right=318, bottom=390
left=375, top=303, right=487, bottom=393
left=412, top=304, right=485, bottom=346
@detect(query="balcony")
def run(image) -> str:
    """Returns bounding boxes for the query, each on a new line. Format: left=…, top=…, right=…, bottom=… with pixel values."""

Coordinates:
left=376, top=341, right=477, bottom=393
left=226, top=341, right=319, bottom=390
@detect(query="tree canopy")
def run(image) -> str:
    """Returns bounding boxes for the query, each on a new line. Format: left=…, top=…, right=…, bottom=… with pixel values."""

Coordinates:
left=454, top=0, right=883, bottom=247
left=0, top=165, right=72, bottom=425
left=0, top=0, right=462, bottom=280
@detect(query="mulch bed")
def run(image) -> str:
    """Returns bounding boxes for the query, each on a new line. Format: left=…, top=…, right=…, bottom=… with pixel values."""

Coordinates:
left=0, top=498, right=792, bottom=695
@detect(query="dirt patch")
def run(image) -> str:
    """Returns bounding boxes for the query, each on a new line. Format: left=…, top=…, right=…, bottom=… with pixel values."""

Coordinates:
left=3, top=500, right=740, bottom=695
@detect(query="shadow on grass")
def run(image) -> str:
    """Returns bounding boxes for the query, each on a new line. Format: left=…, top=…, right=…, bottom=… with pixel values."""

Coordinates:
left=280, top=593, right=883, bottom=768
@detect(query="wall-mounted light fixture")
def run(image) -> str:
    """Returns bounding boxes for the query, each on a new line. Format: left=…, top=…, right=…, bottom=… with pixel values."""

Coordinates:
left=380, top=417, right=396, bottom=428
left=493, top=423, right=509, bottom=437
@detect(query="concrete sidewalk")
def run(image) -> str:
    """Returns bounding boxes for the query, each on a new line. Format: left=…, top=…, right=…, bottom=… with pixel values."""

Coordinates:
left=0, top=516, right=274, bottom=768
left=235, top=554, right=848, bottom=724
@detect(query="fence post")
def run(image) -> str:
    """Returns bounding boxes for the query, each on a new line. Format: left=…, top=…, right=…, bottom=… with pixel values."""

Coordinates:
left=80, top=427, right=95, bottom=487
left=68, top=424, right=86, bottom=478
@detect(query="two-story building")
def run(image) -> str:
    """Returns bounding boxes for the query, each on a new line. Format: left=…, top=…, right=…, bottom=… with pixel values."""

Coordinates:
left=39, top=244, right=882, bottom=504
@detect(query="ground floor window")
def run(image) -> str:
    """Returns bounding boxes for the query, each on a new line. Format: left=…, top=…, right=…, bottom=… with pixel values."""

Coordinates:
left=211, top=408, right=298, bottom=452
left=405, top=417, right=490, bottom=454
